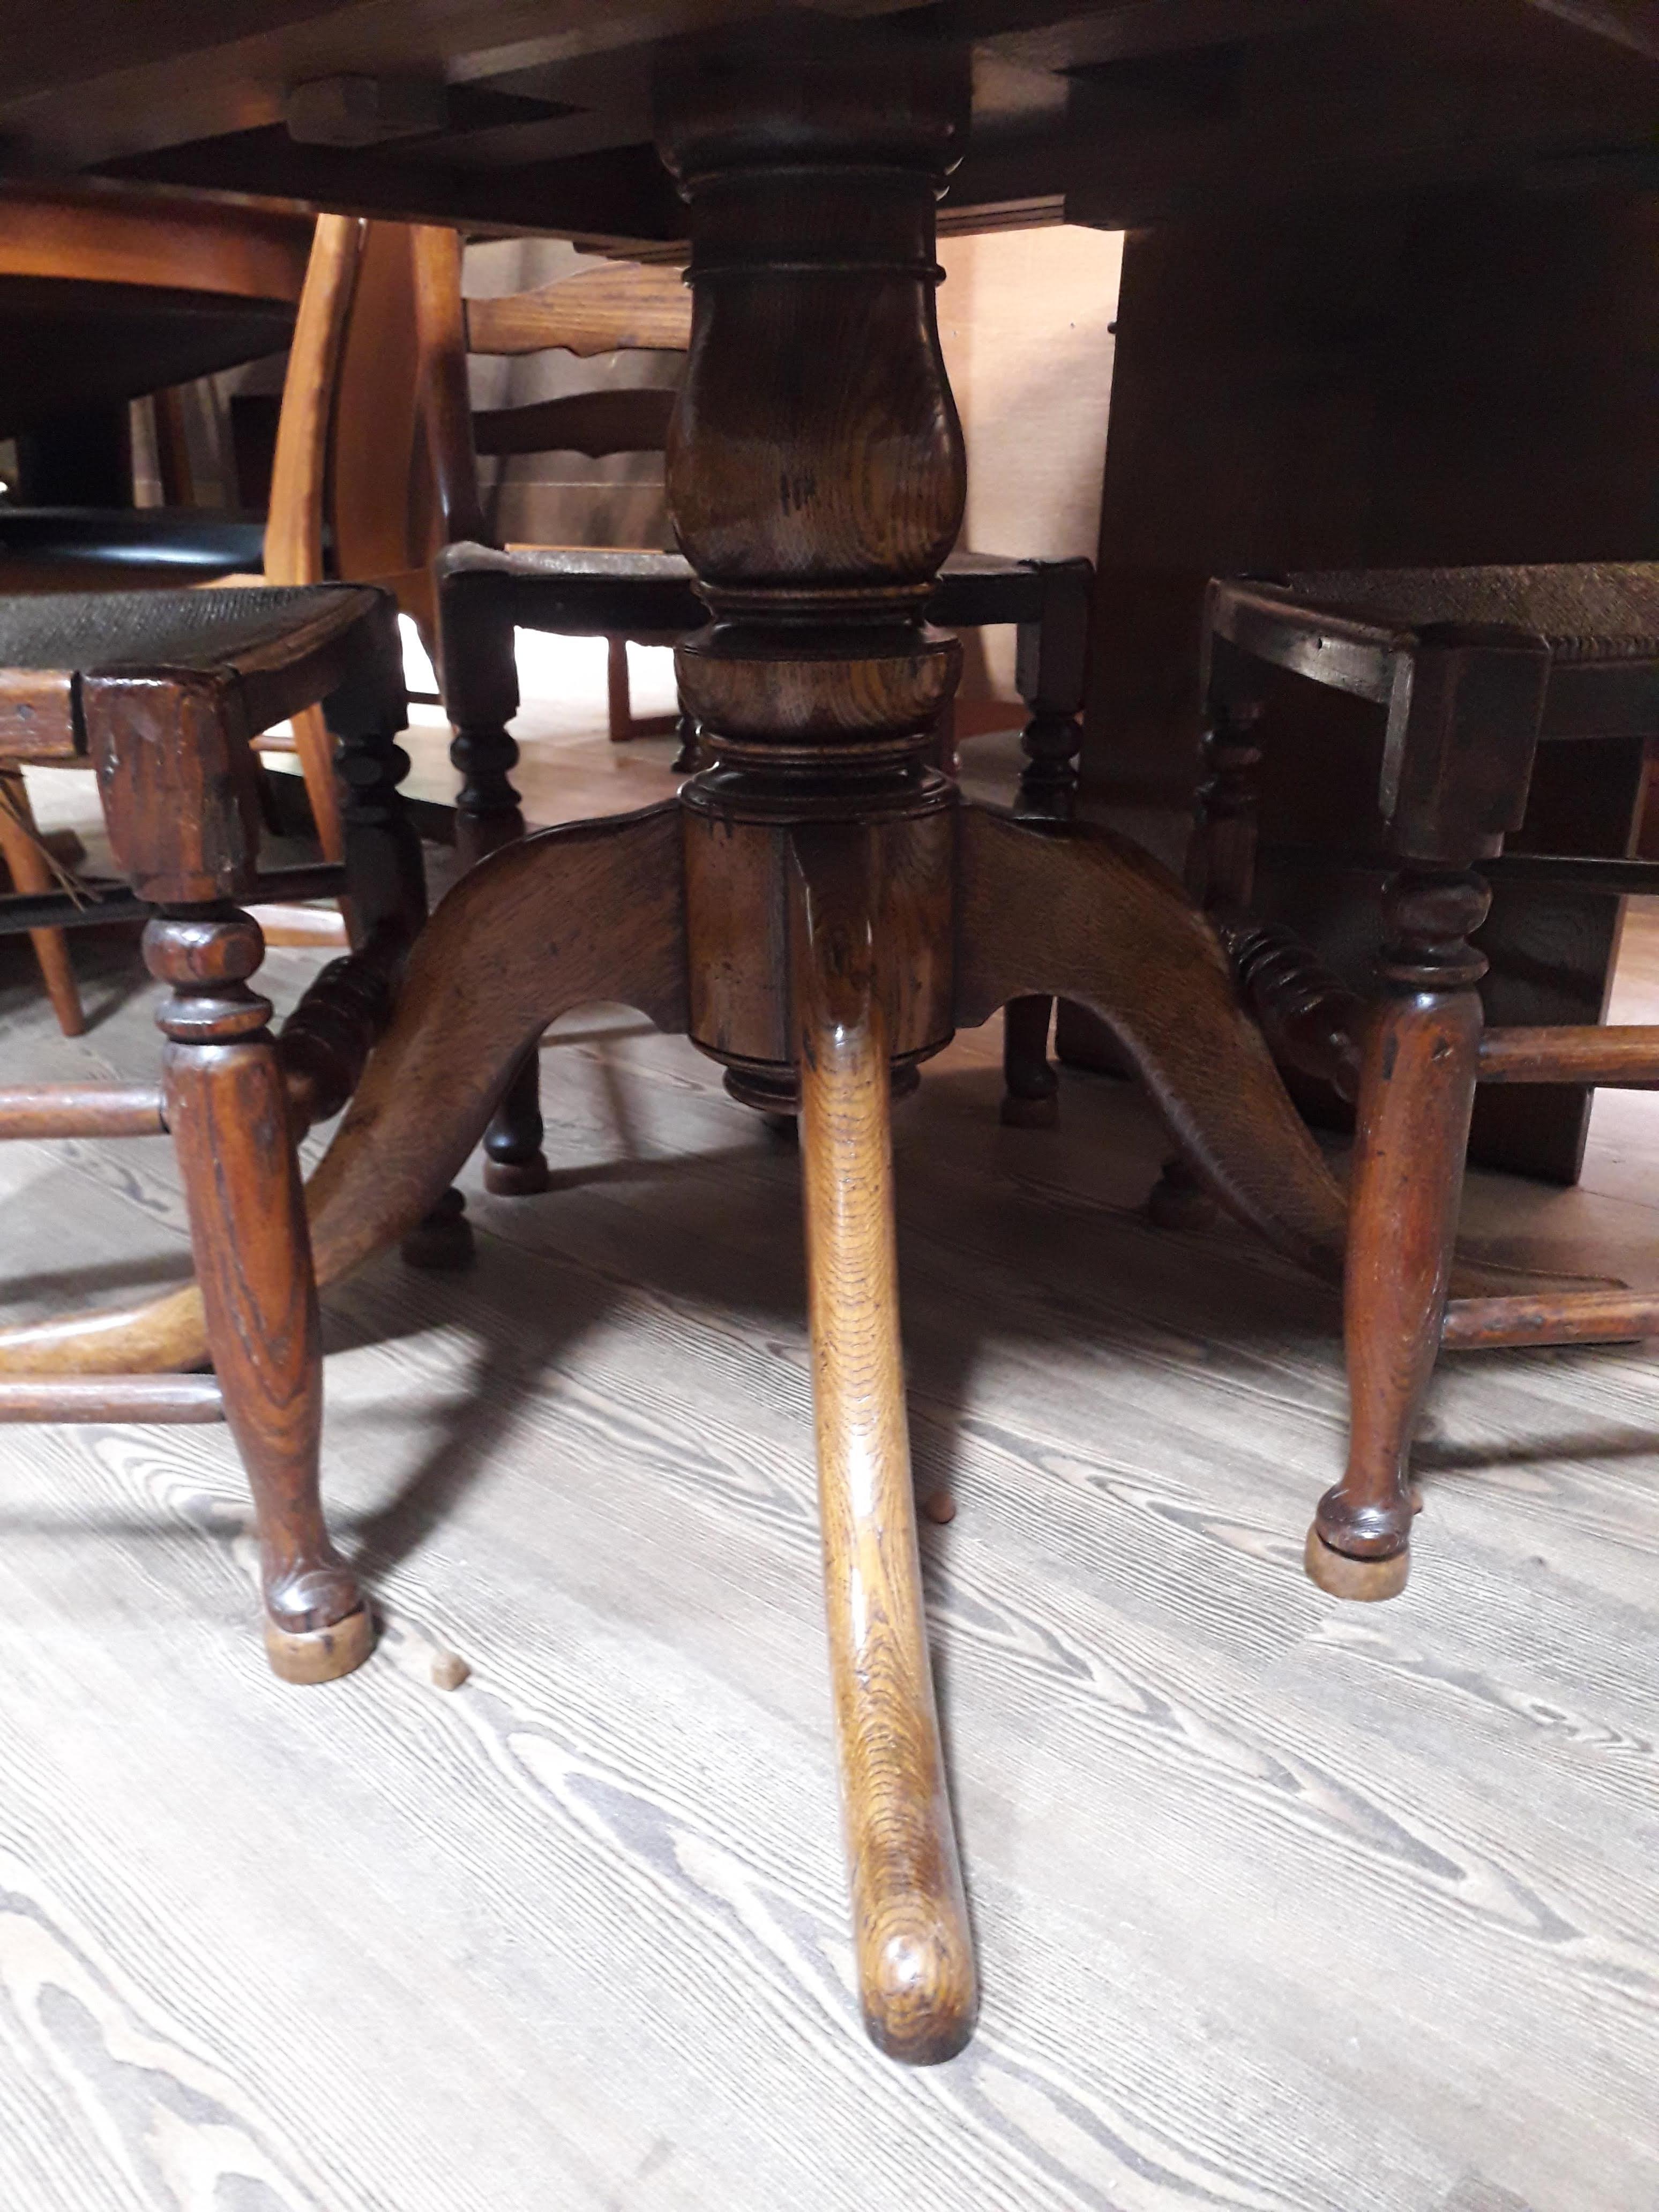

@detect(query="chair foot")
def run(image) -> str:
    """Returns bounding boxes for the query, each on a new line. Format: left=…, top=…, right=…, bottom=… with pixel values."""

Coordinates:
left=1000, top=994, right=1058, bottom=1127
left=999, top=1090, right=1058, bottom=1130
left=1146, top=1156, right=1220, bottom=1231
left=401, top=1188, right=475, bottom=1270
left=482, top=1044, right=548, bottom=1198
left=1303, top=1526, right=1410, bottom=1601
left=483, top=1155, right=551, bottom=1197
left=264, top=1603, right=376, bottom=1684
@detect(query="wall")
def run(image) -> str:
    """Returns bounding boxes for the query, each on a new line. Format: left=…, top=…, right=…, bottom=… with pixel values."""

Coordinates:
left=936, top=223, right=1121, bottom=695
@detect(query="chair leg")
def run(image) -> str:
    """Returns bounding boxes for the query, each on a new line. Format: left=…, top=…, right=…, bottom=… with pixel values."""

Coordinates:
left=1000, top=995, right=1058, bottom=1127
left=996, top=701, right=1082, bottom=1131
left=147, top=908, right=371, bottom=1682
left=671, top=711, right=701, bottom=774
left=790, top=826, right=976, bottom=2065
left=1306, top=868, right=1489, bottom=1601
left=451, top=716, right=551, bottom=1197
left=287, top=703, right=346, bottom=863
left=607, top=634, right=633, bottom=742
left=0, top=769, right=84, bottom=1038
left=1146, top=682, right=1262, bottom=1229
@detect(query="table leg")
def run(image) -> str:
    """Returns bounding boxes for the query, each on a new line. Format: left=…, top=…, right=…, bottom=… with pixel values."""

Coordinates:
left=790, top=824, right=975, bottom=2062
left=958, top=806, right=1350, bottom=1284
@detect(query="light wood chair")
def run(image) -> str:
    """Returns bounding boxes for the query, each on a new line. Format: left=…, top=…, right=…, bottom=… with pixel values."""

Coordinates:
left=0, top=187, right=313, bottom=1031
left=259, top=216, right=693, bottom=822
left=1169, top=562, right=1659, bottom=1599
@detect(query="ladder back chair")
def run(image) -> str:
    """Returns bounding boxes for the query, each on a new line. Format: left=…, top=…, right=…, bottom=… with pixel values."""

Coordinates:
left=1172, top=561, right=1659, bottom=1598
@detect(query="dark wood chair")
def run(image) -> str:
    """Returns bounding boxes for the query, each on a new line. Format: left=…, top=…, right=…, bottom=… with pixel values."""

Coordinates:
left=1169, top=562, right=1659, bottom=1600
left=436, top=539, right=1093, bottom=1189
left=0, top=582, right=428, bottom=1682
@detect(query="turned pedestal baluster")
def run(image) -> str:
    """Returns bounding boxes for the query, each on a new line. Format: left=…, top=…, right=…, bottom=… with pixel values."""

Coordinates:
left=1305, top=865, right=1489, bottom=1598
left=146, top=908, right=372, bottom=1681
left=659, top=33, right=977, bottom=2060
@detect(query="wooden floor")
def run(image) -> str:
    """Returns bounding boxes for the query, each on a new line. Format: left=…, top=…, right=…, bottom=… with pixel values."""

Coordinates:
left=3, top=718, right=1657, bottom=2212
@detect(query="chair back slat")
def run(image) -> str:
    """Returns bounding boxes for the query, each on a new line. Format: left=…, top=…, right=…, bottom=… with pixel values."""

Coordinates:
left=472, top=387, right=677, bottom=460
left=465, top=263, right=690, bottom=358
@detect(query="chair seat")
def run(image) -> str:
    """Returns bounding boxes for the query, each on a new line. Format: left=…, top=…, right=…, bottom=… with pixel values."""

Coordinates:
left=0, top=507, right=270, bottom=580
left=437, top=541, right=1057, bottom=637
left=1282, top=562, right=1659, bottom=664
left=0, top=582, right=384, bottom=757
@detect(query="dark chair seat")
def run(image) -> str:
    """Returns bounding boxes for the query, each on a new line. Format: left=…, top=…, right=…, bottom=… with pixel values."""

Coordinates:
left=1276, top=561, right=1659, bottom=664
left=436, top=539, right=1067, bottom=639
left=0, top=582, right=385, bottom=761
left=1212, top=564, right=1659, bottom=750
left=0, top=507, right=270, bottom=585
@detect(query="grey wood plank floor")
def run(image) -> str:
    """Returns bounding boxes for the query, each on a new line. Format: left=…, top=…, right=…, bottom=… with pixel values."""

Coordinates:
left=2, top=738, right=1656, bottom=2212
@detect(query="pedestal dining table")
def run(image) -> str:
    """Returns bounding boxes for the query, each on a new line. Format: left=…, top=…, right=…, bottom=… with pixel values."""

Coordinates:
left=4, top=0, right=1655, bottom=2064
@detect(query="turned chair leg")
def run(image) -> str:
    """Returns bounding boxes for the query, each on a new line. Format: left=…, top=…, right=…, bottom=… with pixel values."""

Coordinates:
left=147, top=908, right=371, bottom=1682
left=0, top=768, right=85, bottom=1038
left=606, top=634, right=633, bottom=742
left=671, top=711, right=701, bottom=774
left=450, top=718, right=551, bottom=1198
left=1000, top=995, right=1058, bottom=1127
left=1146, top=677, right=1264, bottom=1230
left=996, top=592, right=1087, bottom=1130
left=1306, top=868, right=1489, bottom=1601
left=790, top=828, right=976, bottom=2064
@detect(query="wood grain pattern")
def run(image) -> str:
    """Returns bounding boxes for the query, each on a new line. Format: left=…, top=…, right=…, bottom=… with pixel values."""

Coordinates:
left=465, top=261, right=691, bottom=358
left=789, top=824, right=975, bottom=2063
left=262, top=211, right=364, bottom=865
left=307, top=803, right=689, bottom=1286
left=0, top=1085, right=163, bottom=1139
left=1480, top=1025, right=1659, bottom=1085
left=1310, top=871, right=1490, bottom=1600
left=0, top=180, right=309, bottom=299
left=955, top=805, right=1350, bottom=1287
left=1442, top=1289, right=1659, bottom=1351
left=0, top=904, right=1656, bottom=2207
left=0, top=1373, right=221, bottom=1421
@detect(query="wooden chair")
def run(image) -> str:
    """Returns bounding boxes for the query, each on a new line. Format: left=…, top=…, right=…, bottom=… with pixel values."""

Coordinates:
left=0, top=581, right=425, bottom=1680
left=257, top=219, right=692, bottom=827
left=1169, top=562, right=1659, bottom=1599
left=413, top=227, right=691, bottom=743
